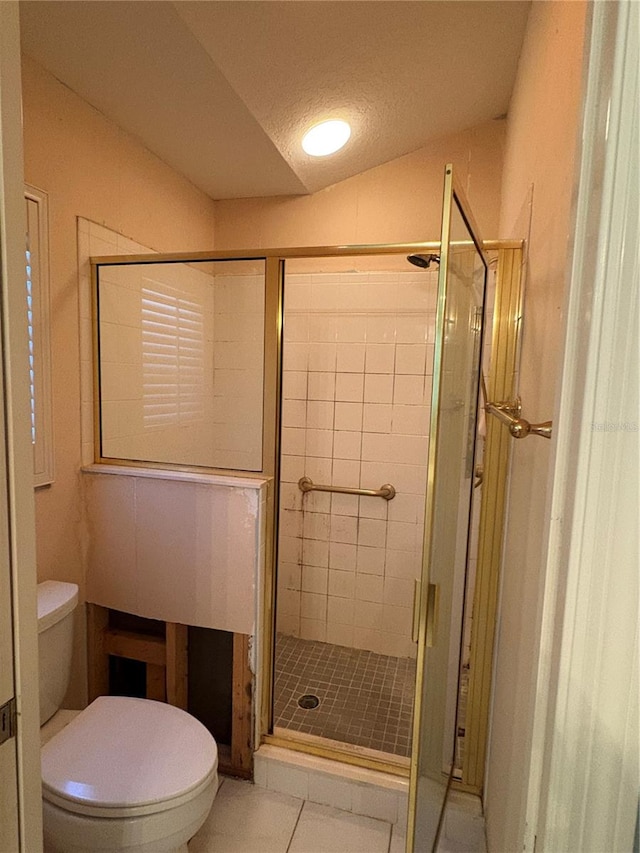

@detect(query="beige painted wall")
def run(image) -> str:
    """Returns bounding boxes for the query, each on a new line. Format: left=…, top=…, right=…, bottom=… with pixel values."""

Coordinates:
left=484, top=4, right=588, bottom=851
left=214, top=119, right=505, bottom=249
left=22, top=56, right=216, bottom=707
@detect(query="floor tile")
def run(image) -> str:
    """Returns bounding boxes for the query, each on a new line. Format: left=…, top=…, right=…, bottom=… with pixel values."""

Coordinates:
left=288, top=801, right=391, bottom=853
left=274, top=633, right=416, bottom=757
left=188, top=777, right=303, bottom=853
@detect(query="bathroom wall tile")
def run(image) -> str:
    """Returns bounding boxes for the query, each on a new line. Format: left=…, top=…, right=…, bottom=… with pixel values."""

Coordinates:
left=332, top=459, right=361, bottom=488
left=284, top=314, right=309, bottom=342
left=301, top=591, right=327, bottom=621
left=365, top=344, right=395, bottom=374
left=393, top=374, right=427, bottom=406
left=309, top=342, right=337, bottom=372
left=385, top=549, right=421, bottom=580
left=424, top=344, right=435, bottom=375
left=302, top=565, right=329, bottom=595
left=363, top=403, right=393, bottom=433
left=366, top=316, right=396, bottom=343
left=303, top=488, right=332, bottom=513
left=276, top=611, right=300, bottom=636
left=280, top=508, right=303, bottom=538
left=281, top=427, right=306, bottom=456
left=334, top=402, right=363, bottom=431
left=364, top=373, right=394, bottom=404
left=395, top=344, right=426, bottom=375
left=352, top=627, right=379, bottom=652
left=286, top=281, right=312, bottom=311
left=355, top=574, right=384, bottom=603
left=303, top=512, right=330, bottom=541
left=327, top=595, right=355, bottom=626
left=303, top=538, right=329, bottom=568
left=282, top=400, right=307, bottom=429
left=386, top=521, right=416, bottom=552
left=356, top=546, right=386, bottom=576
left=361, top=433, right=392, bottom=463
left=329, top=515, right=358, bottom=545
left=336, top=343, right=366, bottom=373
left=280, top=482, right=303, bottom=512
left=358, top=518, right=387, bottom=548
left=391, top=405, right=430, bottom=436
left=329, top=542, right=357, bottom=572
left=279, top=562, right=302, bottom=591
left=354, top=600, right=383, bottom=629
left=330, top=493, right=359, bottom=516
left=328, top=569, right=355, bottom=599
left=390, top=463, right=427, bottom=495
left=267, top=763, right=310, bottom=801
left=306, top=428, right=333, bottom=458
left=283, top=342, right=309, bottom=371
left=382, top=605, right=412, bottom=636
left=308, top=372, right=335, bottom=401
left=326, top=623, right=355, bottom=648
left=308, top=315, right=337, bottom=342
left=304, top=456, right=332, bottom=485
left=311, top=284, right=339, bottom=314
left=279, top=534, right=302, bottom=564
left=335, top=372, right=364, bottom=403
left=391, top=434, right=429, bottom=466
left=388, top=493, right=423, bottom=524
left=383, top=577, right=414, bottom=608
left=351, top=785, right=399, bottom=825
left=335, top=315, right=367, bottom=342
left=358, top=495, right=388, bottom=521
left=394, top=316, right=429, bottom=344
left=307, top=400, right=334, bottom=430
left=300, top=618, right=327, bottom=642
left=283, top=370, right=307, bottom=400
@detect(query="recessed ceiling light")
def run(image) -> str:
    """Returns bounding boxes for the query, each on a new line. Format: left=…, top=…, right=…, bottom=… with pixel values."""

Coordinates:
left=302, top=120, right=351, bottom=157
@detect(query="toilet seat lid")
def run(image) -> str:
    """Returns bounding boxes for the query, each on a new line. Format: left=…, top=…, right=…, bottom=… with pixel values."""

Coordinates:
left=41, top=696, right=218, bottom=813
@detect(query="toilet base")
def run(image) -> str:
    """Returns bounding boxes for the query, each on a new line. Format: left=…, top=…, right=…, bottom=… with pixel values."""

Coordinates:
left=43, top=772, right=217, bottom=853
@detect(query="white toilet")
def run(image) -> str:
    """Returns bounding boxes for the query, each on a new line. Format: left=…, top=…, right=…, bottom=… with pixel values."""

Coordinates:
left=38, top=581, right=219, bottom=853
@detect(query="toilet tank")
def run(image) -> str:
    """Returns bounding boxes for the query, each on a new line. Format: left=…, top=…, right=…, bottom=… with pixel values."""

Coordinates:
left=37, top=581, right=79, bottom=725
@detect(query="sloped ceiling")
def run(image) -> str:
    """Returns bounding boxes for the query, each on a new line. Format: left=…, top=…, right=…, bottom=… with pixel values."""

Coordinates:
left=20, top=0, right=530, bottom=200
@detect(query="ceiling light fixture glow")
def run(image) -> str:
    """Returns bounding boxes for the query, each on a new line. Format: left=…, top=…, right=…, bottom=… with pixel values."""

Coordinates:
left=302, top=120, right=351, bottom=156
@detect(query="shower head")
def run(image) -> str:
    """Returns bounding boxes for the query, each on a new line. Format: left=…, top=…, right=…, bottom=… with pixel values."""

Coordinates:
left=406, top=253, right=440, bottom=269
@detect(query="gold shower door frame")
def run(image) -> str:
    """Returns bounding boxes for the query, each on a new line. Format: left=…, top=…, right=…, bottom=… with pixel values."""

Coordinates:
left=90, top=238, right=523, bottom=792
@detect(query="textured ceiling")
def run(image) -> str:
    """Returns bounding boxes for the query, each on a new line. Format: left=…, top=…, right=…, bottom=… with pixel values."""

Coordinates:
left=20, top=0, right=530, bottom=200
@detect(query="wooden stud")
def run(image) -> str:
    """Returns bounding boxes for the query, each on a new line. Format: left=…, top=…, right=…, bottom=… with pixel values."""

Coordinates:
left=86, top=603, right=109, bottom=702
left=146, top=663, right=166, bottom=702
left=103, top=628, right=166, bottom=667
left=166, top=623, right=188, bottom=709
left=231, top=633, right=253, bottom=777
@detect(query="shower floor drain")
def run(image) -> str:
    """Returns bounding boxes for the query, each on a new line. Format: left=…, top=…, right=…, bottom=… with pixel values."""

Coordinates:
left=297, top=694, right=320, bottom=710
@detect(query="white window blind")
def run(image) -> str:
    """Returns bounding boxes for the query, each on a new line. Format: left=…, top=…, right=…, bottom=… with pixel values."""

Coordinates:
left=141, top=283, right=205, bottom=428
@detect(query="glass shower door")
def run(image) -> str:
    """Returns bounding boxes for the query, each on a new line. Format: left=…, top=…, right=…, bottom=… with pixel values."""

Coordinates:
left=408, top=165, right=487, bottom=850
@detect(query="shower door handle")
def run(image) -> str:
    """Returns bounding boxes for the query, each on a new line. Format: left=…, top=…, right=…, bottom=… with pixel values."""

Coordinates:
left=412, top=581, right=439, bottom=646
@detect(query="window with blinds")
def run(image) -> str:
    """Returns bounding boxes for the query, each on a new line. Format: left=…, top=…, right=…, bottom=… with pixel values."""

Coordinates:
left=141, top=284, right=206, bottom=428
left=25, top=186, right=53, bottom=486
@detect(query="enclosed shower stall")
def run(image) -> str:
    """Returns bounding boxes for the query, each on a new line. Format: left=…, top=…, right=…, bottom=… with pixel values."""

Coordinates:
left=274, top=255, right=438, bottom=759
left=88, top=166, right=517, bottom=851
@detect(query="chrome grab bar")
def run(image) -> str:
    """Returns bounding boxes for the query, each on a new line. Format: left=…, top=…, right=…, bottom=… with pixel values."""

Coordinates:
left=485, top=396, right=553, bottom=439
left=298, top=476, right=396, bottom=501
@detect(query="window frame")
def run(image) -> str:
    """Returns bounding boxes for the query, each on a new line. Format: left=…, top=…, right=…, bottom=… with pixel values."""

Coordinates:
left=25, top=184, right=54, bottom=487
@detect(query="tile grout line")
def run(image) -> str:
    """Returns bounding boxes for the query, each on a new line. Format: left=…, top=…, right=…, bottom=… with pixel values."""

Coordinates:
left=284, top=797, right=307, bottom=853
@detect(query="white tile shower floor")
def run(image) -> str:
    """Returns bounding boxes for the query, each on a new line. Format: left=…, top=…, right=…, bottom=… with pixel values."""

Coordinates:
left=188, top=776, right=401, bottom=853
left=189, top=777, right=486, bottom=853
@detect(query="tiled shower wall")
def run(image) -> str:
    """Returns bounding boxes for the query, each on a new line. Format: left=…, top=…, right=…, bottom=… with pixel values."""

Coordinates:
left=277, top=269, right=438, bottom=659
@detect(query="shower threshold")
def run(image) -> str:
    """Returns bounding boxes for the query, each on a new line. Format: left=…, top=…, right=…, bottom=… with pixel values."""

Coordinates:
left=274, top=634, right=416, bottom=759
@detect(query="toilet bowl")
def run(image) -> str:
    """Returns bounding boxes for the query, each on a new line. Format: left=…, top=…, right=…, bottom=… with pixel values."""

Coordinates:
left=38, top=582, right=219, bottom=853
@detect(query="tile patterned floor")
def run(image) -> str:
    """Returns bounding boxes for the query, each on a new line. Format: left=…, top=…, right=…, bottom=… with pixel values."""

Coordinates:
left=189, top=777, right=398, bottom=853
left=274, top=634, right=416, bottom=757
left=188, top=777, right=486, bottom=853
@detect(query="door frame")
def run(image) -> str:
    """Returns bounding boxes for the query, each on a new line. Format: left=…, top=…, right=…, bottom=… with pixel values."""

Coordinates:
left=0, top=3, right=44, bottom=850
